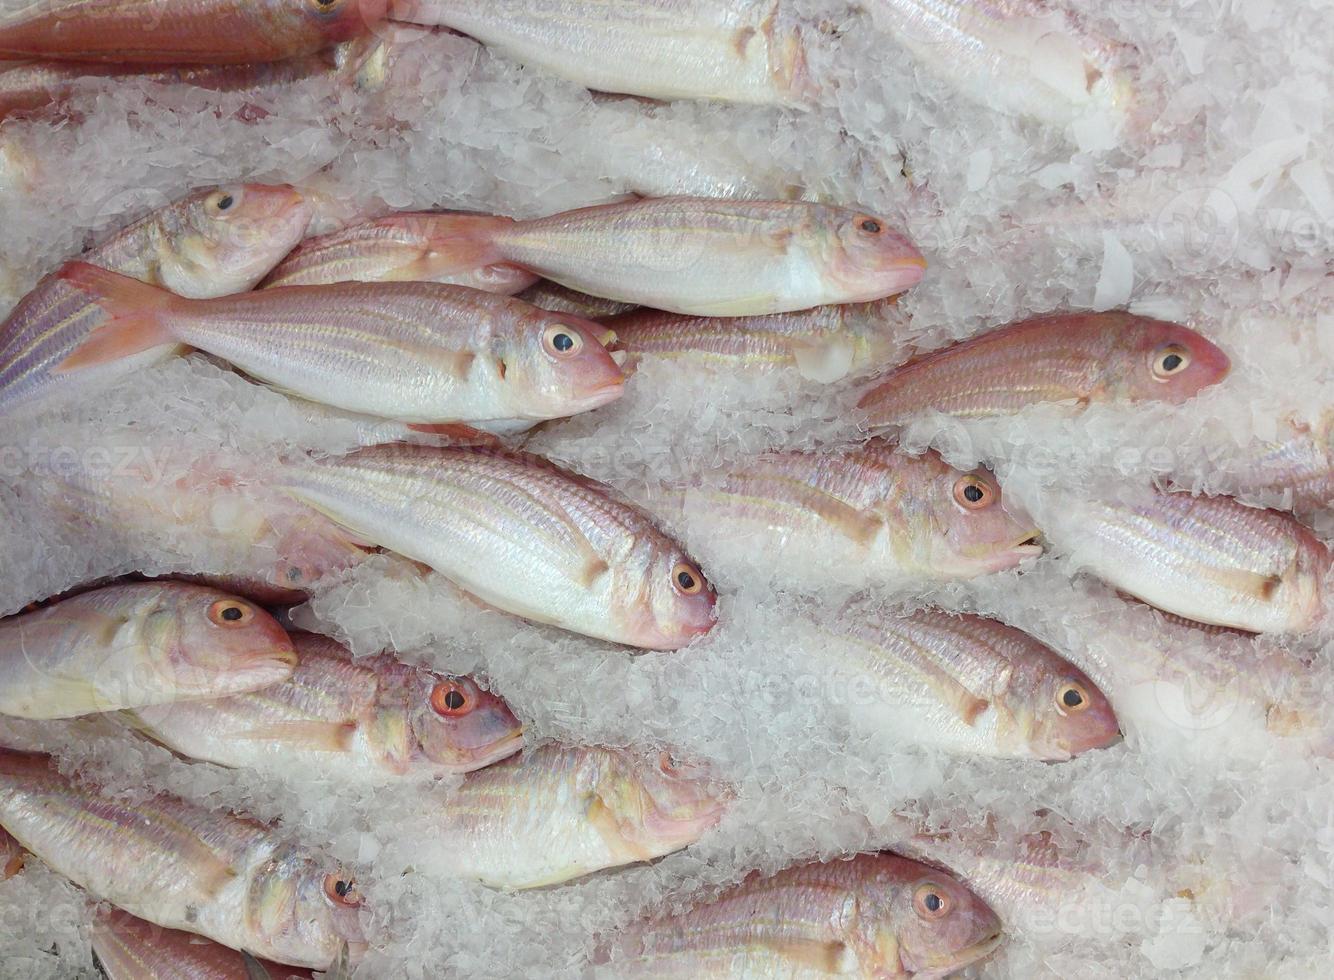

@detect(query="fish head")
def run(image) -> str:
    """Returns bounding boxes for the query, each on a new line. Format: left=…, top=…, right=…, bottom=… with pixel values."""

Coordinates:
left=300, top=0, right=390, bottom=43
left=1016, top=657, right=1121, bottom=761
left=594, top=749, right=730, bottom=857
left=866, top=857, right=1003, bottom=978
left=1108, top=319, right=1231, bottom=403
left=408, top=673, right=525, bottom=772
left=166, top=587, right=297, bottom=696
left=502, top=309, right=629, bottom=418
left=167, top=184, right=312, bottom=296
left=627, top=541, right=717, bottom=650
left=248, top=844, right=367, bottom=969
left=822, top=207, right=926, bottom=301
left=918, top=455, right=1043, bottom=576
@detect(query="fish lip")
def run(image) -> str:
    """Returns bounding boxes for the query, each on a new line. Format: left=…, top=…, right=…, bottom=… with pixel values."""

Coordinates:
left=907, top=929, right=1005, bottom=978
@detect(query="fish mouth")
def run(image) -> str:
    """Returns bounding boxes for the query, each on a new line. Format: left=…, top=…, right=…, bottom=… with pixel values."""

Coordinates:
left=882, top=257, right=927, bottom=294
left=473, top=727, right=526, bottom=768
left=906, top=929, right=1005, bottom=979
left=1010, top=532, right=1044, bottom=558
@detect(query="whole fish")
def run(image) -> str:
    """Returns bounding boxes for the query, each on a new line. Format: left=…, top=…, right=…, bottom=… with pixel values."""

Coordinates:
left=864, top=0, right=1136, bottom=126
left=33, top=449, right=370, bottom=602
left=125, top=632, right=524, bottom=780
left=675, top=441, right=1040, bottom=587
left=517, top=281, right=638, bottom=320
left=0, top=583, right=296, bottom=720
left=596, top=852, right=1003, bottom=978
left=1050, top=488, right=1329, bottom=633
left=0, top=0, right=388, bottom=64
left=425, top=743, right=729, bottom=889
left=260, top=213, right=539, bottom=293
left=93, top=908, right=319, bottom=980
left=818, top=606, right=1119, bottom=760
left=396, top=0, right=814, bottom=106
left=858, top=312, right=1230, bottom=425
left=0, top=748, right=366, bottom=969
left=277, top=445, right=717, bottom=649
left=609, top=300, right=905, bottom=383
left=373, top=198, right=926, bottom=316
left=0, top=183, right=311, bottom=416
left=52, top=262, right=628, bottom=428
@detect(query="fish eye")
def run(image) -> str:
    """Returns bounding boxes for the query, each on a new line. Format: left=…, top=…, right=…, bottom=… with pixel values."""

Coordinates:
left=323, top=873, right=361, bottom=908
left=543, top=324, right=584, bottom=358
left=1151, top=344, right=1191, bottom=379
left=207, top=599, right=255, bottom=627
left=857, top=217, right=883, bottom=234
left=430, top=680, right=475, bottom=717
left=658, top=751, right=680, bottom=775
left=309, top=0, right=344, bottom=12
left=1058, top=682, right=1090, bottom=714
left=952, top=474, right=995, bottom=510
left=913, top=883, right=951, bottom=919
left=672, top=561, right=704, bottom=595
left=205, top=190, right=240, bottom=216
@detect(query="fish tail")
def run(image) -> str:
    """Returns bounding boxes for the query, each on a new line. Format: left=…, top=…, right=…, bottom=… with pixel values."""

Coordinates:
left=53, top=263, right=180, bottom=373
left=417, top=213, right=514, bottom=274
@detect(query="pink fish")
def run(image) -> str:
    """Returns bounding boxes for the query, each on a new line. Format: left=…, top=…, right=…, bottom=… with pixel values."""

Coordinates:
left=859, top=312, right=1230, bottom=426
left=0, top=0, right=389, bottom=65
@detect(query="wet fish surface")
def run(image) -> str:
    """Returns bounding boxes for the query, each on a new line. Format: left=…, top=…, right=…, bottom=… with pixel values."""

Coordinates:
left=0, top=184, right=311, bottom=416
left=277, top=445, right=717, bottom=649
left=53, top=262, right=627, bottom=427
left=0, top=748, right=366, bottom=969
left=423, top=743, right=729, bottom=889
left=596, top=851, right=1004, bottom=977
left=0, top=582, right=296, bottom=719
left=858, top=312, right=1230, bottom=425
left=397, top=0, right=814, bottom=106
left=126, top=632, right=524, bottom=780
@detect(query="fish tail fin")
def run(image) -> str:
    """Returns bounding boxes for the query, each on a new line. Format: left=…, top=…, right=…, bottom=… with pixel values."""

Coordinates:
left=416, top=213, right=515, bottom=274
left=53, top=262, right=180, bottom=373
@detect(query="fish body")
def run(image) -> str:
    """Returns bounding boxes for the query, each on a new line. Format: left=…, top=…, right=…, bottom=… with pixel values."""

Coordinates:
left=388, top=198, right=925, bottom=316
left=819, top=606, right=1119, bottom=760
left=611, top=300, right=905, bottom=383
left=93, top=908, right=317, bottom=980
left=53, top=263, right=627, bottom=427
left=0, top=826, right=20, bottom=878
left=0, top=749, right=365, bottom=969
left=1054, top=489, right=1329, bottom=634
left=426, top=744, right=728, bottom=889
left=0, top=183, right=311, bottom=416
left=598, top=852, right=1003, bottom=978
left=0, top=0, right=388, bottom=64
left=126, top=632, right=524, bottom=780
left=278, top=445, right=717, bottom=649
left=0, top=583, right=296, bottom=719
left=865, top=0, right=1136, bottom=125
left=678, top=441, right=1040, bottom=587
left=260, top=214, right=539, bottom=293
left=398, top=0, right=813, bottom=106
left=858, top=312, right=1230, bottom=425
